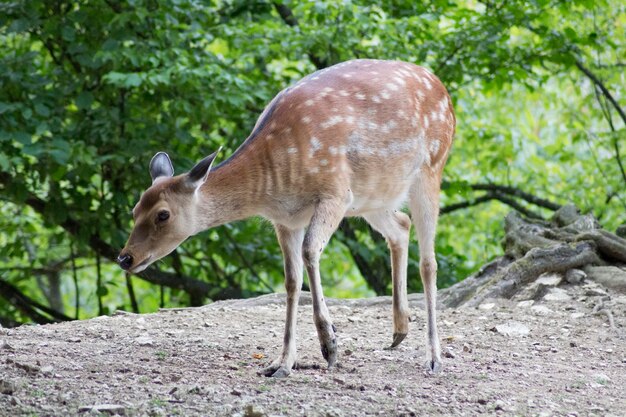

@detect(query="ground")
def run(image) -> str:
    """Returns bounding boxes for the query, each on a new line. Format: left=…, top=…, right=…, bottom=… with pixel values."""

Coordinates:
left=1, top=277, right=625, bottom=417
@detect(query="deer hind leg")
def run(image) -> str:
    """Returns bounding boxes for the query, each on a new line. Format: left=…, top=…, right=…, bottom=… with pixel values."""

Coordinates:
left=260, top=224, right=304, bottom=378
left=363, top=210, right=411, bottom=349
left=303, top=197, right=350, bottom=369
left=409, top=173, right=443, bottom=373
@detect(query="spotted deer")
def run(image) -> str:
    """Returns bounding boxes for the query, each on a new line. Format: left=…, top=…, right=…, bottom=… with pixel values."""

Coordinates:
left=118, top=59, right=455, bottom=376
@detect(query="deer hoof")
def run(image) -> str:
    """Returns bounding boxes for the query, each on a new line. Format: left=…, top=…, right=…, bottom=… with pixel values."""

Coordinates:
left=387, top=332, right=407, bottom=349
left=258, top=364, right=291, bottom=378
left=321, top=338, right=338, bottom=368
left=423, top=359, right=443, bottom=374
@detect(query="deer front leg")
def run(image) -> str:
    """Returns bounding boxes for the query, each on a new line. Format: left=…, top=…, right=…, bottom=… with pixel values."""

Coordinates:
left=260, top=225, right=304, bottom=378
left=302, top=198, right=348, bottom=369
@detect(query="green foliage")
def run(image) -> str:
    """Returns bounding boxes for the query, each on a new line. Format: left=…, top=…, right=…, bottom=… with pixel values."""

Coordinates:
left=0, top=0, right=624, bottom=325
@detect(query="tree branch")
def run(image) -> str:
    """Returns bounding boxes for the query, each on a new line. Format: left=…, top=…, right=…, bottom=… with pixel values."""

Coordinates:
left=272, top=2, right=330, bottom=69
left=0, top=277, right=74, bottom=325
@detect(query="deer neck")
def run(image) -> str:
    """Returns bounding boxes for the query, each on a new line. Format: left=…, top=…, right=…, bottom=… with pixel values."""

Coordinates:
left=194, top=145, right=269, bottom=231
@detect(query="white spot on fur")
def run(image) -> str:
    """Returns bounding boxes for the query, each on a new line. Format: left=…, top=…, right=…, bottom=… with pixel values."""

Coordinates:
left=302, top=116, right=312, bottom=124
left=371, top=95, right=382, bottom=103
left=355, top=93, right=366, bottom=100
left=339, top=90, right=350, bottom=97
left=282, top=127, right=292, bottom=135
left=386, top=82, right=399, bottom=91
left=287, top=147, right=298, bottom=154
left=347, top=105, right=355, bottom=112
left=423, top=115, right=430, bottom=129
left=329, top=146, right=338, bottom=155
left=342, top=73, right=352, bottom=78
left=309, top=166, right=320, bottom=173
left=438, top=97, right=448, bottom=112
left=381, top=120, right=397, bottom=133
left=321, top=115, right=344, bottom=129
left=309, top=136, right=322, bottom=157
left=394, top=76, right=406, bottom=86
left=430, top=139, right=441, bottom=157
left=345, top=115, right=355, bottom=124
left=416, top=90, right=425, bottom=101
left=320, top=159, right=329, bottom=166
left=423, top=78, right=432, bottom=90
left=305, top=99, right=314, bottom=106
left=381, top=90, right=391, bottom=100
left=270, top=121, right=277, bottom=129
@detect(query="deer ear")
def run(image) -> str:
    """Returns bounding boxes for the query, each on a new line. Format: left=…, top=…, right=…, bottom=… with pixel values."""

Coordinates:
left=187, top=148, right=220, bottom=188
left=149, top=152, right=174, bottom=182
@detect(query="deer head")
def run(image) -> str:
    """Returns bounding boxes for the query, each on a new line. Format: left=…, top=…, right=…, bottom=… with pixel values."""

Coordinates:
left=117, top=151, right=218, bottom=272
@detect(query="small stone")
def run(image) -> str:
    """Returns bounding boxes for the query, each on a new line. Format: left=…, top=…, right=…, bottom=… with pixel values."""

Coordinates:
left=243, top=405, right=266, bottom=417
left=536, top=273, right=562, bottom=287
left=1, top=340, right=14, bottom=350
left=136, top=337, right=154, bottom=347
left=231, top=388, right=242, bottom=396
left=493, top=321, right=530, bottom=337
left=543, top=288, right=571, bottom=302
left=565, top=269, right=586, bottom=285
left=530, top=305, right=554, bottom=316
left=41, top=365, right=54, bottom=375
left=78, top=404, right=126, bottom=414
left=463, top=343, right=473, bottom=353
left=494, top=400, right=505, bottom=410
left=570, top=312, right=585, bottom=319
left=517, top=300, right=534, bottom=308
left=443, top=347, right=456, bottom=358
left=478, top=303, right=495, bottom=311
left=0, top=379, right=16, bottom=395
left=585, top=288, right=608, bottom=297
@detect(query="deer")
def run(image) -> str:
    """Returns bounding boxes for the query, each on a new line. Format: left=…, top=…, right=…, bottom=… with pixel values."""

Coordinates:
left=117, top=59, right=455, bottom=377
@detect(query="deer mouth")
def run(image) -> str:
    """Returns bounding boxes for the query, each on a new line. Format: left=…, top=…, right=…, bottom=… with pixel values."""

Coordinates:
left=131, top=255, right=152, bottom=273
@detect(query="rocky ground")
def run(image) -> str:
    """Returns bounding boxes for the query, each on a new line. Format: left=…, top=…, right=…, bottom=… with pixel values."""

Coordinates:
left=1, top=271, right=625, bottom=417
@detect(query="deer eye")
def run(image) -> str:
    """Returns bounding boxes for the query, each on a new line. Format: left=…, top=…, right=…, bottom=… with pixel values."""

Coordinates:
left=156, top=210, right=170, bottom=223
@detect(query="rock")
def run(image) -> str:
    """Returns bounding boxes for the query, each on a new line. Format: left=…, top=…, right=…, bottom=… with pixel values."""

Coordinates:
left=536, top=273, right=562, bottom=287
left=78, top=404, right=126, bottom=414
left=243, top=405, right=267, bottom=417
left=478, top=302, right=495, bottom=310
left=565, top=269, right=586, bottom=285
left=530, top=305, right=554, bottom=316
left=443, top=346, right=456, bottom=358
left=585, top=266, right=626, bottom=293
left=0, top=379, right=16, bottom=395
left=1, top=340, right=14, bottom=350
left=231, top=388, right=243, bottom=396
left=136, top=337, right=154, bottom=347
left=543, top=288, right=571, bottom=302
left=570, top=312, right=585, bottom=319
left=616, top=224, right=626, bottom=239
left=493, top=321, right=530, bottom=337
left=517, top=300, right=534, bottom=308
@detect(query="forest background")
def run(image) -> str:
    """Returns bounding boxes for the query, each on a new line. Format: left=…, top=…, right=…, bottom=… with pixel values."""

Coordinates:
left=0, top=0, right=624, bottom=327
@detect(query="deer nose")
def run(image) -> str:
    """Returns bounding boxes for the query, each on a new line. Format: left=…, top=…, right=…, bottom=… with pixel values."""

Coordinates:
left=117, top=253, right=133, bottom=270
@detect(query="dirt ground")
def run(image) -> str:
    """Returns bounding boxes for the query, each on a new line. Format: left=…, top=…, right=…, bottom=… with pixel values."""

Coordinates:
left=1, top=277, right=625, bottom=417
